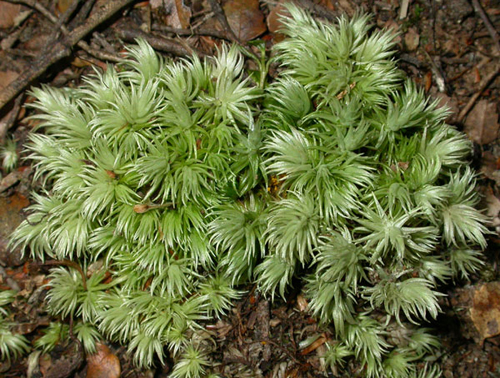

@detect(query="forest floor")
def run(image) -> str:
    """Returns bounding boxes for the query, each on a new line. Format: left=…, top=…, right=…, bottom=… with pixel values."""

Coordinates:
left=0, top=0, right=499, bottom=377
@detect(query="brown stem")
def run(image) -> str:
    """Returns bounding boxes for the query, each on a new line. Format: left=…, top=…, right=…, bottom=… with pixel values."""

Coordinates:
left=44, top=0, right=83, bottom=50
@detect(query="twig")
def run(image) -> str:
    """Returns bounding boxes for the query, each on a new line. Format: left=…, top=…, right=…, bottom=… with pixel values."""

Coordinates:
left=77, top=40, right=122, bottom=63
left=399, top=53, right=423, bottom=68
left=48, top=0, right=83, bottom=43
left=261, top=338, right=301, bottom=364
left=423, top=50, right=447, bottom=93
left=399, top=0, right=410, bottom=19
left=92, top=32, right=117, bottom=54
left=115, top=26, right=203, bottom=57
left=471, top=0, right=500, bottom=54
left=207, top=0, right=240, bottom=43
left=0, top=0, right=137, bottom=114
left=152, top=24, right=233, bottom=41
left=457, top=63, right=500, bottom=124
left=70, top=0, right=96, bottom=28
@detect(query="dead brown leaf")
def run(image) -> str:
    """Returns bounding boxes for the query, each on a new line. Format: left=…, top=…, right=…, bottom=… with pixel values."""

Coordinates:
left=267, top=1, right=288, bottom=34
left=86, top=343, right=120, bottom=378
left=384, top=19, right=402, bottom=45
left=56, top=0, right=73, bottom=14
left=0, top=2, right=21, bottom=29
left=404, top=27, right=420, bottom=51
left=464, top=100, right=499, bottom=145
left=338, top=0, right=355, bottom=16
left=153, top=0, right=192, bottom=29
left=267, top=1, right=291, bottom=43
left=0, top=70, right=21, bottom=136
left=433, top=92, right=460, bottom=123
left=11, top=317, right=50, bottom=335
left=212, top=319, right=233, bottom=339
left=318, top=0, right=335, bottom=11
left=470, top=282, right=500, bottom=345
left=485, top=189, right=500, bottom=219
left=0, top=192, right=29, bottom=265
left=43, top=340, right=84, bottom=378
left=23, top=34, right=49, bottom=52
left=481, top=151, right=500, bottom=185
left=223, top=0, right=266, bottom=42
left=0, top=70, right=19, bottom=92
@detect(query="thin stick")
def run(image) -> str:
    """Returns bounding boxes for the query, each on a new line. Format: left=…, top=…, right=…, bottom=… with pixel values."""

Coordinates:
left=153, top=24, right=233, bottom=41
left=471, top=0, right=500, bottom=54
left=457, top=63, right=500, bottom=124
left=400, top=0, right=410, bottom=19
left=77, top=40, right=122, bottom=63
left=115, top=26, right=202, bottom=57
left=47, top=0, right=83, bottom=44
left=70, top=0, right=96, bottom=28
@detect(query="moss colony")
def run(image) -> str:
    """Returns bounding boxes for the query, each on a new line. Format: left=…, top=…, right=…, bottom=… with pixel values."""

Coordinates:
left=9, top=5, right=487, bottom=378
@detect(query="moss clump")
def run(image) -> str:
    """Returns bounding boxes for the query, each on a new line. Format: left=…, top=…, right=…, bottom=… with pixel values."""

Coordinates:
left=11, top=5, right=486, bottom=377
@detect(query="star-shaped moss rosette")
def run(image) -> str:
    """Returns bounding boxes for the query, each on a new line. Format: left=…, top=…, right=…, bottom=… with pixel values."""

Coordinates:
left=9, top=4, right=487, bottom=377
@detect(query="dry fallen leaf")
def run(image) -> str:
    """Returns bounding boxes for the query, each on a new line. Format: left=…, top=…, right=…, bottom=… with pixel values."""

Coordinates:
left=223, top=0, right=267, bottom=42
left=153, top=0, right=192, bottom=29
left=56, top=0, right=73, bottom=14
left=0, top=192, right=30, bottom=265
left=485, top=190, right=500, bottom=218
left=0, top=2, right=21, bottom=29
left=267, top=1, right=289, bottom=35
left=481, top=151, right=500, bottom=186
left=86, top=343, right=120, bottom=378
left=405, top=27, right=420, bottom=51
left=470, top=282, right=500, bottom=345
left=433, top=92, right=460, bottom=123
left=464, top=100, right=499, bottom=145
left=485, top=189, right=500, bottom=227
left=383, top=19, right=402, bottom=45
left=0, top=70, right=19, bottom=92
